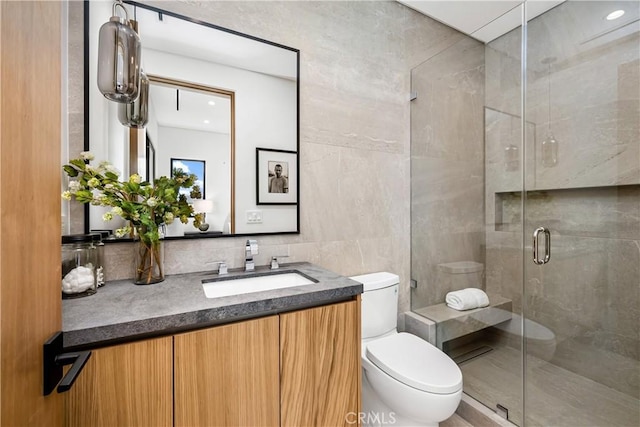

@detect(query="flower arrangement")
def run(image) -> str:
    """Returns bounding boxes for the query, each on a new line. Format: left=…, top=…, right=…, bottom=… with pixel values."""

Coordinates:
left=62, top=151, right=203, bottom=284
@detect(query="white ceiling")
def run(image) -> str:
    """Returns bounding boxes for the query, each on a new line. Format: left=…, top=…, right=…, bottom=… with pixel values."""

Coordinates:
left=398, top=0, right=564, bottom=43
left=148, top=84, right=231, bottom=135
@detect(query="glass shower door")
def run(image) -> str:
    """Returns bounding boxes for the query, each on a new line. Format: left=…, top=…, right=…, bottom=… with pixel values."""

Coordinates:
left=478, top=4, right=527, bottom=424
left=523, top=1, right=640, bottom=426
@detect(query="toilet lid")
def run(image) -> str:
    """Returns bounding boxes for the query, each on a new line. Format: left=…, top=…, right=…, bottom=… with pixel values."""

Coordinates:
left=365, top=333, right=462, bottom=394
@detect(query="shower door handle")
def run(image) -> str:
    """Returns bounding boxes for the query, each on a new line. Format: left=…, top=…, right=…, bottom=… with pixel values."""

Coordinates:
left=533, top=227, right=551, bottom=265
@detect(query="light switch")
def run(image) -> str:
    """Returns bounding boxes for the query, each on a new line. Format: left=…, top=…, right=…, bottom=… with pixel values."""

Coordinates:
left=246, top=210, right=263, bottom=224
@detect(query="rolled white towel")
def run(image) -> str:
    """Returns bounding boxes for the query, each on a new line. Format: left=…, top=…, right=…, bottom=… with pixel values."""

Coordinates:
left=446, top=288, right=490, bottom=311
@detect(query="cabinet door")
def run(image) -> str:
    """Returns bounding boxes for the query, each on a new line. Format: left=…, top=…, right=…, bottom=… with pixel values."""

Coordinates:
left=280, top=299, right=361, bottom=426
left=174, top=316, right=280, bottom=427
left=64, top=336, right=173, bottom=427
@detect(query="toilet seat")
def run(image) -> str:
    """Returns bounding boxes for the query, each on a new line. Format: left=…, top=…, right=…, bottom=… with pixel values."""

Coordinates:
left=365, top=332, right=462, bottom=394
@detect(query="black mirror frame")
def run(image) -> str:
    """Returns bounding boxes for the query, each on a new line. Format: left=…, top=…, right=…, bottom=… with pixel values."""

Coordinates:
left=82, top=0, right=300, bottom=241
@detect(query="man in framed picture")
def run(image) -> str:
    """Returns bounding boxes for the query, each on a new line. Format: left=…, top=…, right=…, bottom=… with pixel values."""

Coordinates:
left=269, top=163, right=289, bottom=193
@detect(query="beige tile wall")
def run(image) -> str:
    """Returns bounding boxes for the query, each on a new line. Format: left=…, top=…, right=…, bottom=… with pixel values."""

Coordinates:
left=67, top=1, right=470, bottom=317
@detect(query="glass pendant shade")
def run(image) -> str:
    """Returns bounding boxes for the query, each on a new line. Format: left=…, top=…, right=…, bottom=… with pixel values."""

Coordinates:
left=97, top=11, right=141, bottom=103
left=541, top=134, right=559, bottom=167
left=541, top=57, right=559, bottom=168
left=504, top=144, right=519, bottom=171
left=118, top=71, right=149, bottom=128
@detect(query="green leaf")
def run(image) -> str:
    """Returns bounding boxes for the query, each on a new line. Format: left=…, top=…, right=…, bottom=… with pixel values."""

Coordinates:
left=63, top=165, right=79, bottom=177
left=75, top=190, right=93, bottom=203
left=69, top=159, right=86, bottom=169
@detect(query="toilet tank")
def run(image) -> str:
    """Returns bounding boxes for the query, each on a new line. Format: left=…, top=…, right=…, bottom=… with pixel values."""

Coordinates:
left=350, top=272, right=399, bottom=339
left=437, top=261, right=484, bottom=292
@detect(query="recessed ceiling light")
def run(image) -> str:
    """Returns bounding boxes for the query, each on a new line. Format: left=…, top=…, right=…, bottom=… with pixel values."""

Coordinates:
left=606, top=10, right=625, bottom=20
left=207, top=101, right=216, bottom=106
left=203, top=119, right=210, bottom=124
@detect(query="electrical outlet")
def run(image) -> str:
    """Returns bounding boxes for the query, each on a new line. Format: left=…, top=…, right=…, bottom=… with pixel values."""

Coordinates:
left=246, top=210, right=263, bottom=224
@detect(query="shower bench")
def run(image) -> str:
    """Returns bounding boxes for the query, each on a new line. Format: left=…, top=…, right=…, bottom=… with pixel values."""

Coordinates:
left=408, top=295, right=512, bottom=349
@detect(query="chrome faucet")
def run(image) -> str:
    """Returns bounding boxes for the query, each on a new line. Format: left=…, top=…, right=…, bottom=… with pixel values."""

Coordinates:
left=270, top=255, right=289, bottom=270
left=245, top=239, right=258, bottom=271
left=213, top=261, right=228, bottom=275
left=205, top=260, right=228, bottom=275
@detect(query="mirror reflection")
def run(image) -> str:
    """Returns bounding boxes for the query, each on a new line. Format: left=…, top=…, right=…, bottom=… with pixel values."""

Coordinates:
left=147, top=76, right=234, bottom=236
left=78, top=0, right=299, bottom=239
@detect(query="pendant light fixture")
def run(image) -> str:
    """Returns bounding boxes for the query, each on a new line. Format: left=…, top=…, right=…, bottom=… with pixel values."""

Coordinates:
left=118, top=71, right=149, bottom=128
left=541, top=57, right=559, bottom=167
left=97, top=0, right=142, bottom=103
left=505, top=116, right=519, bottom=172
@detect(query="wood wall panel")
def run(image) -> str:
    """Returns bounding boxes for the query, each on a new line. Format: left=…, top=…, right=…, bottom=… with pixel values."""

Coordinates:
left=280, top=300, right=361, bottom=426
left=64, top=337, right=173, bottom=427
left=174, top=316, right=280, bottom=427
left=1, top=1, right=63, bottom=425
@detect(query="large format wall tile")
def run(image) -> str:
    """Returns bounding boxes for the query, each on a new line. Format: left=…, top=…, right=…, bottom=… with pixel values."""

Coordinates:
left=66, top=1, right=85, bottom=234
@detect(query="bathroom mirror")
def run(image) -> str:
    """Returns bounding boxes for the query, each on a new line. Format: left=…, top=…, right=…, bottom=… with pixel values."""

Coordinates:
left=79, top=0, right=299, bottom=238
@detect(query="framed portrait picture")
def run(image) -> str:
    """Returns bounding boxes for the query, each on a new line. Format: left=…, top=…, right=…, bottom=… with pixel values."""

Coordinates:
left=170, top=158, right=206, bottom=199
left=256, top=148, right=298, bottom=205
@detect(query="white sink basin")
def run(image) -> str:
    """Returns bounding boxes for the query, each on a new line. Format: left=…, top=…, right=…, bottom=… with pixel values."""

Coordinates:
left=202, top=272, right=315, bottom=299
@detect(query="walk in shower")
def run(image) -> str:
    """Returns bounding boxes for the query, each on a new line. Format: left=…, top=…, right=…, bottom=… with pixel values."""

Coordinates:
left=410, top=1, right=639, bottom=426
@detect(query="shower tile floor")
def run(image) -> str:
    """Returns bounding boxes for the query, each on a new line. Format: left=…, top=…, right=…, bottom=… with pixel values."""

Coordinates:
left=442, top=414, right=474, bottom=427
left=458, top=343, right=640, bottom=427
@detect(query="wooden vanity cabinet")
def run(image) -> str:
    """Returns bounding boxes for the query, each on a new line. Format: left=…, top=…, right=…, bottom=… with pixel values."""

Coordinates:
left=65, top=299, right=360, bottom=427
left=280, top=299, right=361, bottom=426
left=64, top=336, right=173, bottom=427
left=174, top=315, right=280, bottom=427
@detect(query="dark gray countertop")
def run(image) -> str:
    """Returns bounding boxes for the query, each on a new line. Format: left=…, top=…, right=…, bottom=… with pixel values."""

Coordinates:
left=62, top=262, right=362, bottom=349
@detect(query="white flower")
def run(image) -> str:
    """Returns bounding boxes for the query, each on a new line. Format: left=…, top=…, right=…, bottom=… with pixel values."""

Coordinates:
left=80, top=151, right=94, bottom=161
left=102, top=212, right=113, bottom=222
left=97, top=161, right=110, bottom=172
left=104, top=183, right=114, bottom=191
left=105, top=164, right=120, bottom=176
left=87, top=177, right=100, bottom=188
left=111, top=207, right=124, bottom=217
left=164, top=212, right=174, bottom=224
left=115, top=226, right=131, bottom=238
left=129, top=174, right=141, bottom=184
left=146, top=197, right=158, bottom=207
left=61, top=191, right=72, bottom=201
left=68, top=180, right=81, bottom=194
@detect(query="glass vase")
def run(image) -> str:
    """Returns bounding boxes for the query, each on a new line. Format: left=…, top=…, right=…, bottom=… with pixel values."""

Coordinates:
left=133, top=234, right=165, bottom=285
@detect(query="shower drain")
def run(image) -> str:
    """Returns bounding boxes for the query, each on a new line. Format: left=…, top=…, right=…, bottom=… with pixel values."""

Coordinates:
left=452, top=345, right=493, bottom=364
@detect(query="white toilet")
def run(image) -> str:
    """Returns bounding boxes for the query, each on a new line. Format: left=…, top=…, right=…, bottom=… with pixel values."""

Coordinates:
left=352, top=272, right=463, bottom=427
